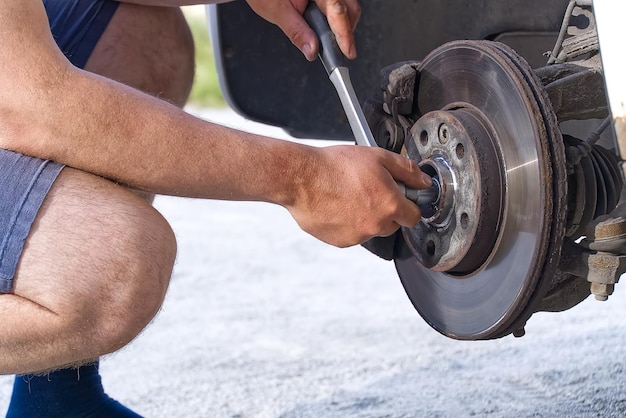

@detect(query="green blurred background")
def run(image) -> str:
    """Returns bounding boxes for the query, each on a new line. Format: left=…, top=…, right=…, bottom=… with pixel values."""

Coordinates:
left=183, top=6, right=226, bottom=108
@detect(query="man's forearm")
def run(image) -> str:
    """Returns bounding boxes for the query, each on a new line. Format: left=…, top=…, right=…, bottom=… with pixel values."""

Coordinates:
left=5, top=66, right=311, bottom=207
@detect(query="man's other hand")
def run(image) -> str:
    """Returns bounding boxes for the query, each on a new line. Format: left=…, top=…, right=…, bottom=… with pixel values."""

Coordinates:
left=245, top=0, right=360, bottom=61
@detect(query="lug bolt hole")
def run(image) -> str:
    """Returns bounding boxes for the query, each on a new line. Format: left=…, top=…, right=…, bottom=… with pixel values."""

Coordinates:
left=420, top=130, right=429, bottom=146
left=460, top=212, right=469, bottom=229
left=456, top=143, right=465, bottom=159
left=438, top=124, right=449, bottom=144
left=426, top=240, right=436, bottom=256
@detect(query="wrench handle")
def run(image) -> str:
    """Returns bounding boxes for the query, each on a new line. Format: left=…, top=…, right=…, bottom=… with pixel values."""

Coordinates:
left=304, top=2, right=441, bottom=210
left=304, top=3, right=348, bottom=75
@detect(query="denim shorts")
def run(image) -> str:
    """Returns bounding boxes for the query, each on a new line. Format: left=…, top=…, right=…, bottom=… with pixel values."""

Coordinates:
left=0, top=0, right=118, bottom=293
left=0, top=153, right=63, bottom=292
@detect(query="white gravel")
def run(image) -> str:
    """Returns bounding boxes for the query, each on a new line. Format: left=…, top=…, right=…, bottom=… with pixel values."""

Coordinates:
left=2, top=108, right=626, bottom=417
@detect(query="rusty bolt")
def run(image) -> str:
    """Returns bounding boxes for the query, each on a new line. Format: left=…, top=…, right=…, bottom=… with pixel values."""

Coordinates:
left=587, top=253, right=626, bottom=285
left=590, top=283, right=614, bottom=301
left=438, top=124, right=450, bottom=144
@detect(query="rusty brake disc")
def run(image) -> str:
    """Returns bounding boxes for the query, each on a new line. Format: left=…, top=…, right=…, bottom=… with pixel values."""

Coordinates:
left=394, top=40, right=567, bottom=340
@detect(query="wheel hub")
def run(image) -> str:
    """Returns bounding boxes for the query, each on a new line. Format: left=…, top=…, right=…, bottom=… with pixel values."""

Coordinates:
left=403, top=106, right=504, bottom=274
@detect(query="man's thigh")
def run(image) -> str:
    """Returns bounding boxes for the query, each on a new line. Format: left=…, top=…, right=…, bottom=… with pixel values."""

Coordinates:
left=12, top=166, right=173, bottom=320
left=85, top=1, right=194, bottom=106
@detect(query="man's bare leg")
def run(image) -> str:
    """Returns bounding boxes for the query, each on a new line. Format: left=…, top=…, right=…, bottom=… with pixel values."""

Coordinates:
left=85, top=2, right=194, bottom=107
left=1, top=168, right=177, bottom=373
left=5, top=168, right=177, bottom=416
left=6, top=3, right=194, bottom=416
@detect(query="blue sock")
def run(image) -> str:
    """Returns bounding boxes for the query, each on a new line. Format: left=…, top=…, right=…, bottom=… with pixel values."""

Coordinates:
left=7, top=360, right=142, bottom=418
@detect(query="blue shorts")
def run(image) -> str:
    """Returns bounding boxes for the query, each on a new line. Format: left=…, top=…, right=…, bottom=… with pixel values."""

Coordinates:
left=44, top=0, right=120, bottom=68
left=0, top=153, right=63, bottom=293
left=0, top=0, right=118, bottom=293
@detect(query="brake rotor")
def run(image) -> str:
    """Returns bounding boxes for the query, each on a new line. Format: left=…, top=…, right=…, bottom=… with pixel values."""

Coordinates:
left=394, top=40, right=567, bottom=340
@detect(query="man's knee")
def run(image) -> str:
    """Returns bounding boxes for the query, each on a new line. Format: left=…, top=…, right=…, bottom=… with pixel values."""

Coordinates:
left=13, top=169, right=177, bottom=360
left=91, top=195, right=177, bottom=353
left=95, top=206, right=175, bottom=355
left=85, top=4, right=195, bottom=107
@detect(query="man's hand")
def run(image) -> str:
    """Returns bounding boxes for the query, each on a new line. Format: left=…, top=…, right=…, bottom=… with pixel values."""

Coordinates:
left=245, top=0, right=360, bottom=61
left=117, top=0, right=360, bottom=60
left=285, top=145, right=432, bottom=248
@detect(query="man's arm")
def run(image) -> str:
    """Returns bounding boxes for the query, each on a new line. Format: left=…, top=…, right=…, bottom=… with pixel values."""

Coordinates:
left=118, top=0, right=360, bottom=60
left=0, top=0, right=430, bottom=247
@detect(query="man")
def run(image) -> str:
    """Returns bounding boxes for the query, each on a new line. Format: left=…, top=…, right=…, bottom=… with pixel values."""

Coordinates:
left=0, top=0, right=432, bottom=416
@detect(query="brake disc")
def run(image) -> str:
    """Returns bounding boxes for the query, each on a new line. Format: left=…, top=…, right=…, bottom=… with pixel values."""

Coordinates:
left=394, top=40, right=567, bottom=340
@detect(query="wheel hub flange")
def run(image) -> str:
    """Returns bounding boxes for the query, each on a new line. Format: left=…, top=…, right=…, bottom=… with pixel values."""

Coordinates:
left=403, top=106, right=504, bottom=274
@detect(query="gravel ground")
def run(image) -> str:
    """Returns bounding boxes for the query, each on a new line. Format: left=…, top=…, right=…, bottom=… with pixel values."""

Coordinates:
left=1, top=108, right=625, bottom=417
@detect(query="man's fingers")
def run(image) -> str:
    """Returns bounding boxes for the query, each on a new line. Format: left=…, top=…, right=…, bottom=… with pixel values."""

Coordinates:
left=245, top=0, right=360, bottom=61
left=245, top=0, right=320, bottom=61
left=384, top=152, right=433, bottom=191
left=393, top=190, right=423, bottom=228
left=314, top=0, right=360, bottom=59
left=278, top=7, right=319, bottom=61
